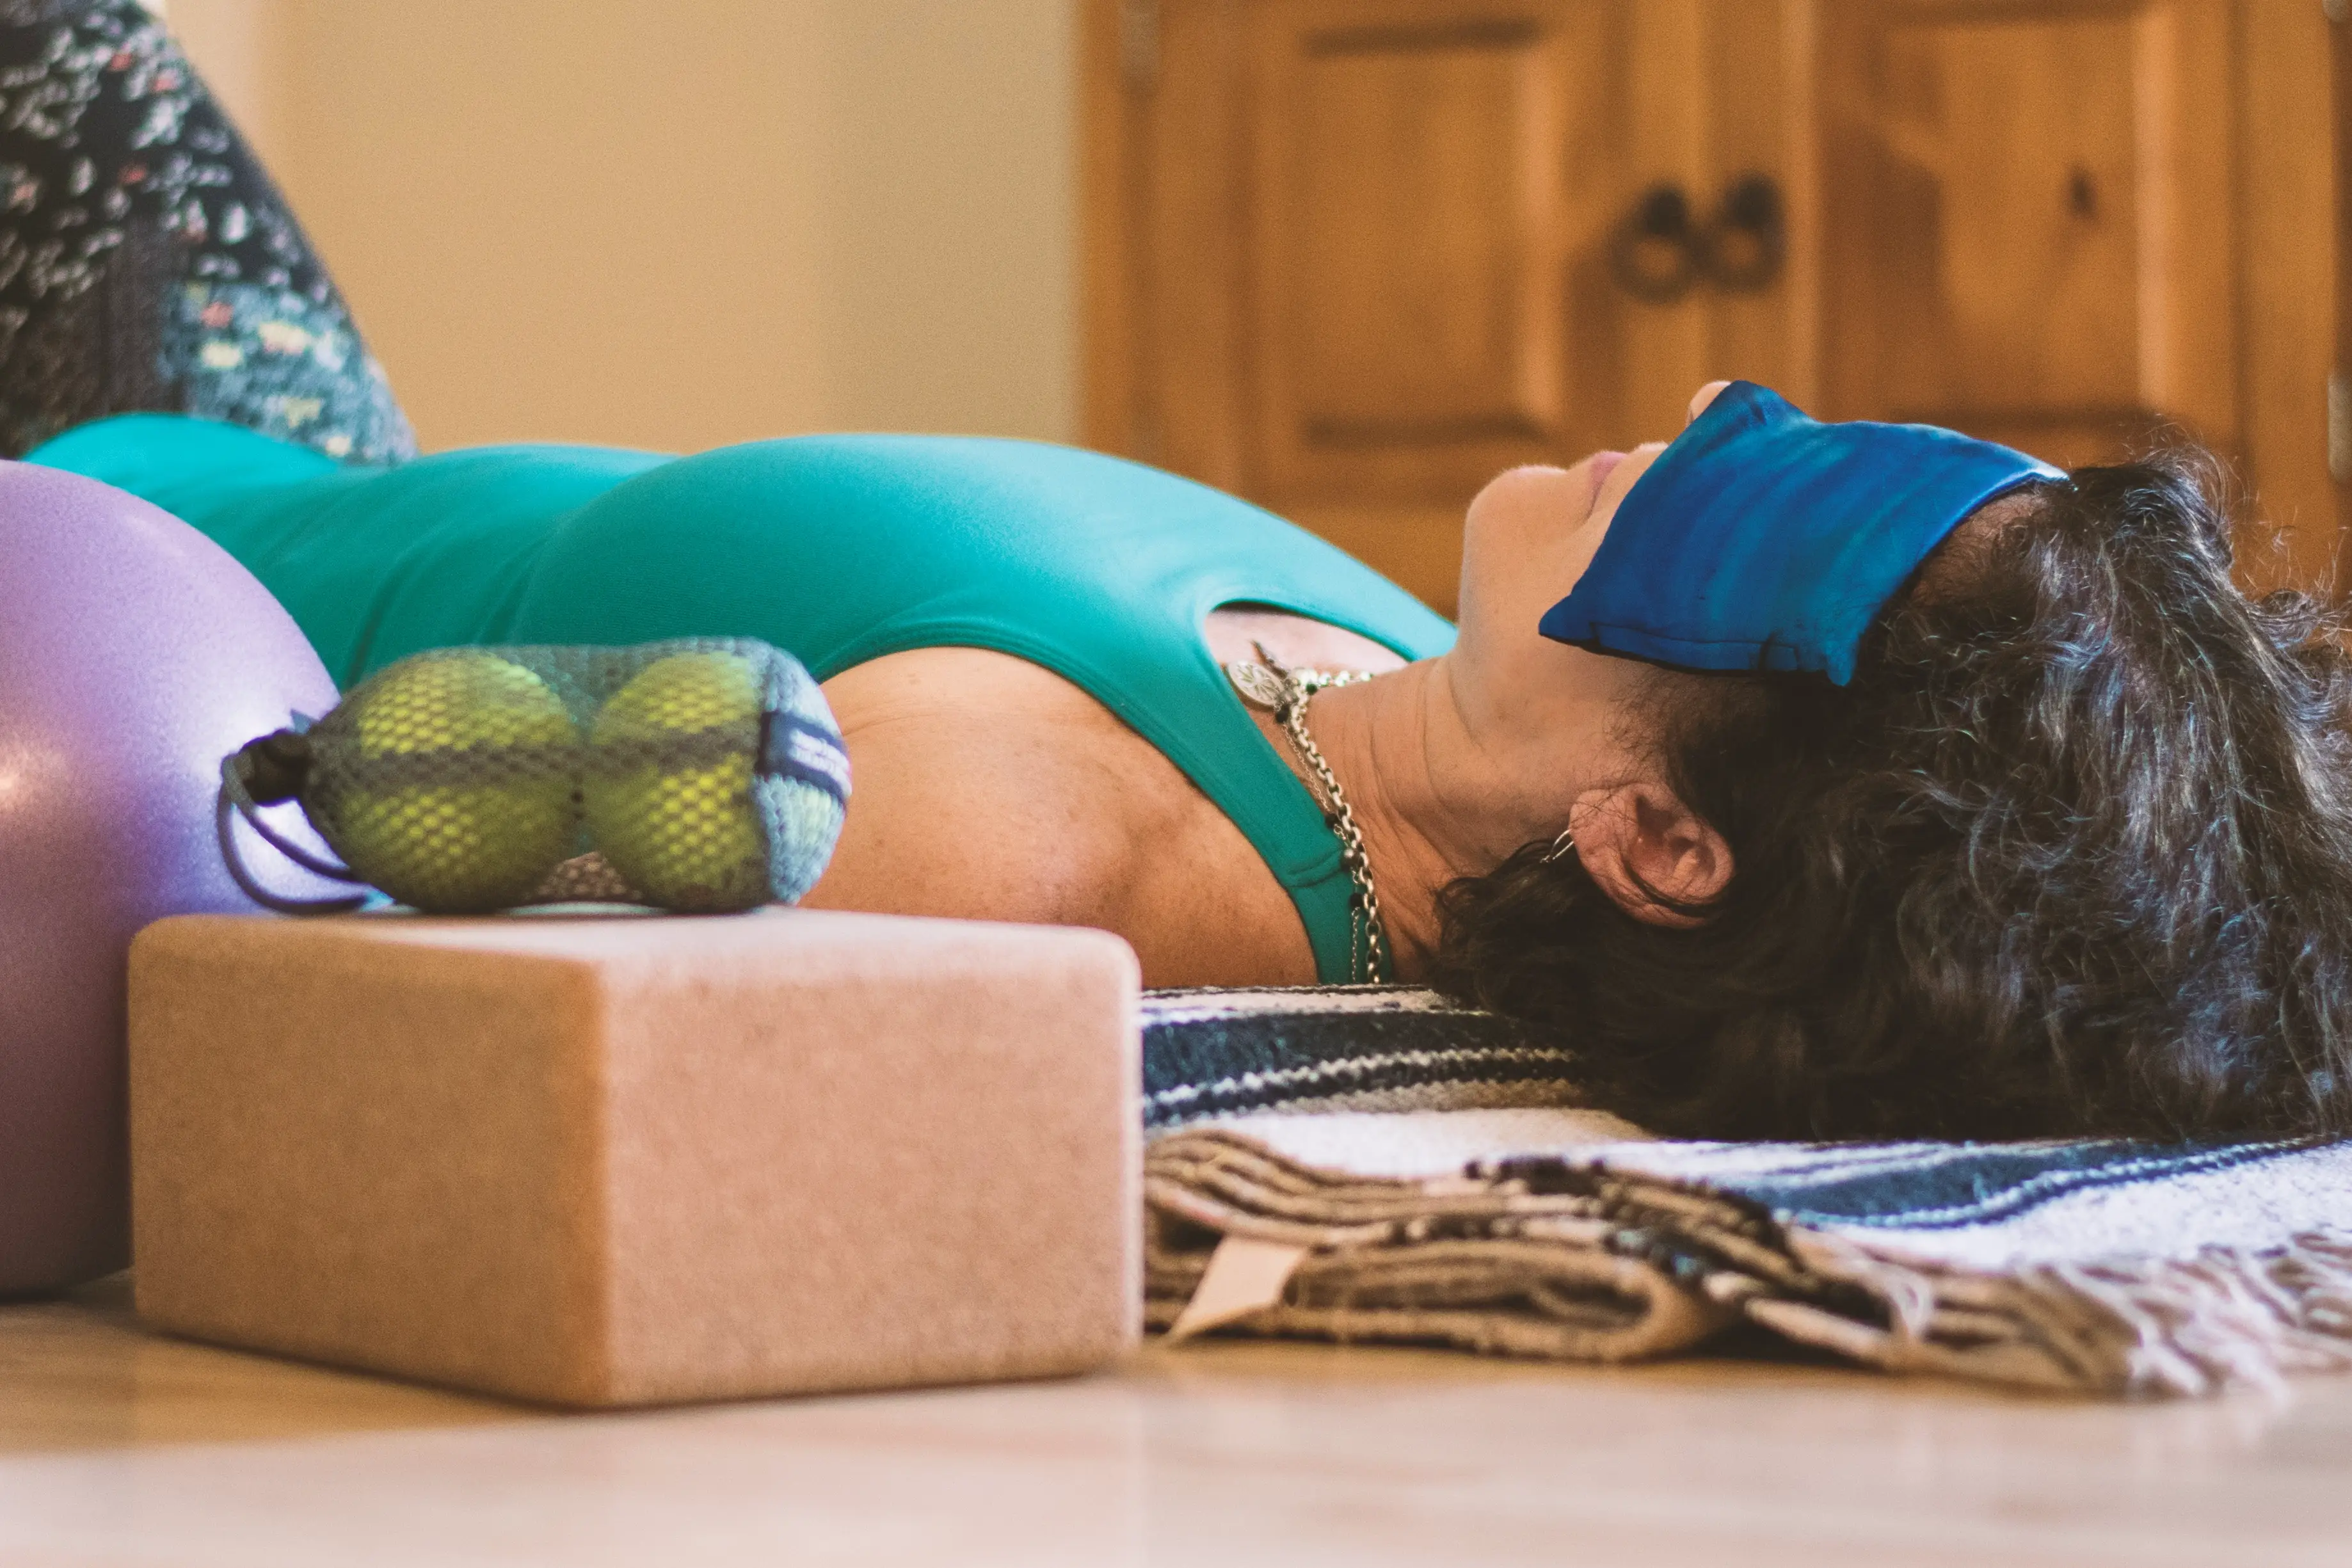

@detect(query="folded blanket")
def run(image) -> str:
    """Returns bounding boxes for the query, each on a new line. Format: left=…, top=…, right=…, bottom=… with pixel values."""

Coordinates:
left=1140, top=988, right=2352, bottom=1397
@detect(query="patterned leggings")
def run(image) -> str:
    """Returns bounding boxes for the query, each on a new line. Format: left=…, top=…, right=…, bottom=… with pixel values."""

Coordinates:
left=0, top=0, right=413, bottom=462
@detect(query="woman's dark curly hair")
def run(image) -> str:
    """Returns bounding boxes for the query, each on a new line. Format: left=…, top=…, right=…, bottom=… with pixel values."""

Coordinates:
left=1436, top=454, right=2352, bottom=1140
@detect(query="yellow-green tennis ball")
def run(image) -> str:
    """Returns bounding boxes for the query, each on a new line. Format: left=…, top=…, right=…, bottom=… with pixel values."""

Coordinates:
left=314, top=651, right=582, bottom=912
left=584, top=650, right=770, bottom=911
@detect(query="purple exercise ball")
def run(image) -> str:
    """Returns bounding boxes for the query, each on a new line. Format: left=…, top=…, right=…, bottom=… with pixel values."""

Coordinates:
left=0, top=460, right=338, bottom=1295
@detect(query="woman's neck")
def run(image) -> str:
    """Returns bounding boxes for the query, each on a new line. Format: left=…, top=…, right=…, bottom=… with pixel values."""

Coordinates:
left=1293, top=657, right=1562, bottom=979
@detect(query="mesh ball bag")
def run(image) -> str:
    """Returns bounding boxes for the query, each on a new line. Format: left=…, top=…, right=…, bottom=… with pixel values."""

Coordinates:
left=218, top=639, right=851, bottom=915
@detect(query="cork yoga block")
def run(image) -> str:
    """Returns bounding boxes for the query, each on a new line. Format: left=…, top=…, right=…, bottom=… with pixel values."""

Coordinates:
left=126, top=909, right=1142, bottom=1407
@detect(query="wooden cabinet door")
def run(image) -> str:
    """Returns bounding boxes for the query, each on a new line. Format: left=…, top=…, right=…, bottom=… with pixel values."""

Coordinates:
left=1814, top=0, right=2236, bottom=469
left=1811, top=0, right=2339, bottom=589
left=1091, top=0, right=1749, bottom=611
left=1087, top=0, right=2341, bottom=607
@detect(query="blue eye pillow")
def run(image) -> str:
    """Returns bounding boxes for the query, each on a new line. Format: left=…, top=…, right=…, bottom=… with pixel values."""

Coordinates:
left=1537, top=381, right=2063, bottom=685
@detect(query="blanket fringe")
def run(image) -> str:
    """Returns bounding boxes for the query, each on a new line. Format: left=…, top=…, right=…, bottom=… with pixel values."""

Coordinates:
left=1776, top=1226, right=2352, bottom=1396
left=1146, top=1127, right=2352, bottom=1397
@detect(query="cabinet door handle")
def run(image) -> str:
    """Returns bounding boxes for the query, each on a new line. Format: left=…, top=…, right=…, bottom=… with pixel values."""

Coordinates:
left=1608, top=184, right=1704, bottom=304
left=1700, top=173, right=1786, bottom=293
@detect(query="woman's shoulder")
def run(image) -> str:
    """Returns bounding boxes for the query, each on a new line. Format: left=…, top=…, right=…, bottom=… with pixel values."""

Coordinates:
left=28, top=414, right=669, bottom=518
left=810, top=644, right=1322, bottom=985
left=27, top=412, right=338, bottom=496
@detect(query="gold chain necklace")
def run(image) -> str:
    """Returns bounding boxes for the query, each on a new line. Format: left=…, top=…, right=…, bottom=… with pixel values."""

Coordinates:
left=1225, top=644, right=1389, bottom=984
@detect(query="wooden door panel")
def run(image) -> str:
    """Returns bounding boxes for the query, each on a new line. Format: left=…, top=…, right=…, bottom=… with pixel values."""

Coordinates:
left=1818, top=0, right=2235, bottom=467
left=1876, top=15, right=2144, bottom=411
left=1287, top=26, right=1556, bottom=441
left=1251, top=1, right=1611, bottom=503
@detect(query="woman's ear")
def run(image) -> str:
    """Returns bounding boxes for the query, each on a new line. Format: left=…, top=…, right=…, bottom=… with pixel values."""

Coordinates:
left=1569, top=783, right=1733, bottom=928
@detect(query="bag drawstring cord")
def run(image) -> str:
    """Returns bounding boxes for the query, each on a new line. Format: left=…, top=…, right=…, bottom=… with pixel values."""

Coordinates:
left=214, top=732, right=371, bottom=915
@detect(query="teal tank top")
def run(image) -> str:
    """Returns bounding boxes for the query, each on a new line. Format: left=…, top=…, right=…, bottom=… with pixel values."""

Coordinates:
left=29, top=414, right=1456, bottom=982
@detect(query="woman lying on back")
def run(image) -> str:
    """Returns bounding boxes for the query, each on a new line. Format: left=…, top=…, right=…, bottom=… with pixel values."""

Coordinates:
left=15, top=1, right=2352, bottom=1141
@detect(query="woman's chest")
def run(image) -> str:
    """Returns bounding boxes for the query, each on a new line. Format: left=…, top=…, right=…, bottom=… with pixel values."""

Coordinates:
left=806, top=644, right=1325, bottom=986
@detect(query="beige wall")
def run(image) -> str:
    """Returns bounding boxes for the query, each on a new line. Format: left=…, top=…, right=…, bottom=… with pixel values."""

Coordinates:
left=169, top=1, right=1078, bottom=455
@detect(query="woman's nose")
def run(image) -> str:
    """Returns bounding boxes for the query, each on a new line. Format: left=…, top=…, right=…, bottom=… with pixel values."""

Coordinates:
left=1687, top=381, right=1732, bottom=424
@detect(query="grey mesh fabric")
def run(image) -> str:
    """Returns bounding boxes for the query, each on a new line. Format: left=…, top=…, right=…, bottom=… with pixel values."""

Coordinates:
left=221, top=639, right=850, bottom=915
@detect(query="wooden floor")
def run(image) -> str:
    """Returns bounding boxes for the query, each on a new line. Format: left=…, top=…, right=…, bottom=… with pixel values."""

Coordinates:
left=4, top=1277, right=2351, bottom=1566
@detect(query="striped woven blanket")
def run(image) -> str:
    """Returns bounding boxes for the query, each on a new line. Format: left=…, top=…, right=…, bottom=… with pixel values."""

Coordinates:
left=1140, top=987, right=2352, bottom=1397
